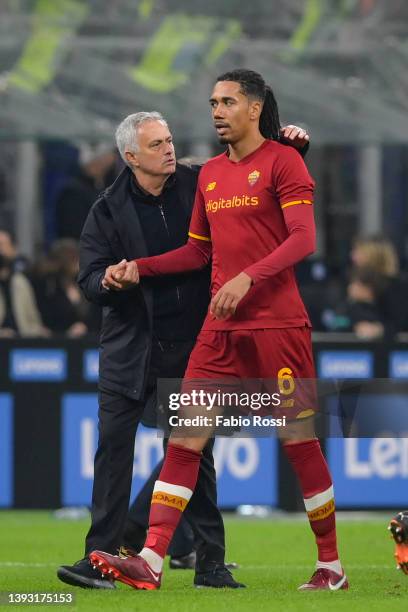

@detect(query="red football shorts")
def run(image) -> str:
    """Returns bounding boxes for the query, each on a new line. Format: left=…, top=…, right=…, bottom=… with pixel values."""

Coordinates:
left=181, top=327, right=316, bottom=420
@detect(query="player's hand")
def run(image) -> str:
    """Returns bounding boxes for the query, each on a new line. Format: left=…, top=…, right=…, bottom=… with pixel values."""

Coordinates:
left=280, top=125, right=309, bottom=149
left=102, top=259, right=127, bottom=290
left=210, top=272, right=252, bottom=320
left=115, top=260, right=139, bottom=289
left=102, top=260, right=139, bottom=291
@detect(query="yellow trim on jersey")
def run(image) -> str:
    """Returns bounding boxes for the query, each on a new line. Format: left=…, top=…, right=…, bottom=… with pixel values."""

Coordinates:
left=281, top=199, right=313, bottom=209
left=188, top=231, right=211, bottom=242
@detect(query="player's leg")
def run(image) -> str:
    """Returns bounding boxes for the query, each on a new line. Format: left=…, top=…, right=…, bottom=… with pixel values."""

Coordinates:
left=137, top=331, right=231, bottom=577
left=183, top=438, right=244, bottom=587
left=136, top=432, right=210, bottom=571
left=89, top=434, right=210, bottom=589
left=154, top=340, right=228, bottom=571
left=89, top=331, right=234, bottom=589
left=123, top=457, right=196, bottom=562
left=257, top=328, right=347, bottom=591
left=281, top=435, right=347, bottom=590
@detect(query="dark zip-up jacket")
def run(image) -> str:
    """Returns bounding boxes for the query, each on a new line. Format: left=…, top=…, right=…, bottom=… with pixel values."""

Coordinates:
left=78, top=163, right=207, bottom=400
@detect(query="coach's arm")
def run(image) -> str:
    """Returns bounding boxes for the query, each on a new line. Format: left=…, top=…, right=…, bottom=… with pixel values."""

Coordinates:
left=78, top=200, right=127, bottom=306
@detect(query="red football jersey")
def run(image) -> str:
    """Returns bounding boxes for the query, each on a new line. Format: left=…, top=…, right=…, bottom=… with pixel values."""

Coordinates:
left=188, top=139, right=315, bottom=330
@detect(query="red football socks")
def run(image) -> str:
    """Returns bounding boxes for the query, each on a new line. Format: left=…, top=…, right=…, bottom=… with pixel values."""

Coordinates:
left=143, top=443, right=201, bottom=560
left=283, top=439, right=339, bottom=562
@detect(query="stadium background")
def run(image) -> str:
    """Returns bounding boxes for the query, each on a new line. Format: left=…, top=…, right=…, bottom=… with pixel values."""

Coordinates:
left=1, top=3, right=408, bottom=605
left=1, top=0, right=408, bottom=511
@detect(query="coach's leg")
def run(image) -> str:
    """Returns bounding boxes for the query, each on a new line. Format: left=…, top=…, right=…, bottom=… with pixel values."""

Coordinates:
left=182, top=438, right=225, bottom=570
left=85, top=388, right=144, bottom=555
left=123, top=460, right=162, bottom=551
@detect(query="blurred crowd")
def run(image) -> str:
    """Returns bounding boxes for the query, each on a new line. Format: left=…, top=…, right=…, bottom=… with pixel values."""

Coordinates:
left=0, top=231, right=101, bottom=339
left=0, top=142, right=407, bottom=341
left=1, top=225, right=407, bottom=341
left=0, top=143, right=115, bottom=339
left=298, top=236, right=408, bottom=340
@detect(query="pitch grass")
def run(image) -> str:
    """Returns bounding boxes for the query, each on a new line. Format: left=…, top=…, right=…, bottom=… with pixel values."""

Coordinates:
left=0, top=512, right=407, bottom=611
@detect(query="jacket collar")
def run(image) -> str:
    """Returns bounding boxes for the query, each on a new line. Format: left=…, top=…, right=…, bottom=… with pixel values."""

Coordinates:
left=102, top=166, right=148, bottom=259
left=130, top=171, right=176, bottom=204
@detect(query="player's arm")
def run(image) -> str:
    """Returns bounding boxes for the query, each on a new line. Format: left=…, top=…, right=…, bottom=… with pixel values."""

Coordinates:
left=210, top=149, right=315, bottom=319
left=137, top=235, right=211, bottom=277
left=111, top=184, right=212, bottom=285
left=244, top=148, right=315, bottom=282
left=243, top=204, right=315, bottom=283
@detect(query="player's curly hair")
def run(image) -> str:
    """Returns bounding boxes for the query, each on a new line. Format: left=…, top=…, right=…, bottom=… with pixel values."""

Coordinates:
left=216, top=69, right=281, bottom=141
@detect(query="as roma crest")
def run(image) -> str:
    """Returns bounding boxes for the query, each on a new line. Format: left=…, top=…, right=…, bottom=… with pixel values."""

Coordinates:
left=248, top=170, right=260, bottom=186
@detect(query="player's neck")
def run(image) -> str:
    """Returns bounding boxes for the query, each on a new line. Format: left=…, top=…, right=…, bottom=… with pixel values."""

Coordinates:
left=132, top=169, right=172, bottom=196
left=228, top=134, right=265, bottom=162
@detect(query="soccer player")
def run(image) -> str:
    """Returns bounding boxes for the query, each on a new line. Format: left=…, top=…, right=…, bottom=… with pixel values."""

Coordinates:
left=90, top=69, right=348, bottom=592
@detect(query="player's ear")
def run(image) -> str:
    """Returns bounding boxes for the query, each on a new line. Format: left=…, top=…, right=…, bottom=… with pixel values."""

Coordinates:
left=249, top=99, right=262, bottom=121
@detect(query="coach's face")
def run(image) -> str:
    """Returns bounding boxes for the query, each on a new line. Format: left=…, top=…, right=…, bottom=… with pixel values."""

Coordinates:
left=210, top=81, right=261, bottom=145
left=126, top=120, right=176, bottom=176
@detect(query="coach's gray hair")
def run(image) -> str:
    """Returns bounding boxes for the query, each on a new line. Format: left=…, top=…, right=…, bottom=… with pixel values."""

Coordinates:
left=115, top=112, right=168, bottom=166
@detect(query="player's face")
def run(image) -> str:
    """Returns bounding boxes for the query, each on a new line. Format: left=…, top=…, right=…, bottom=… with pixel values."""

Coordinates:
left=209, top=81, right=260, bottom=144
left=126, top=120, right=176, bottom=176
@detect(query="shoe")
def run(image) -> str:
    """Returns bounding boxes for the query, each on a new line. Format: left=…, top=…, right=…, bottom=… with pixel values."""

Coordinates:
left=169, top=550, right=241, bottom=571
left=194, top=564, right=246, bottom=589
left=57, top=558, right=115, bottom=590
left=298, top=568, right=349, bottom=591
left=89, top=551, right=161, bottom=590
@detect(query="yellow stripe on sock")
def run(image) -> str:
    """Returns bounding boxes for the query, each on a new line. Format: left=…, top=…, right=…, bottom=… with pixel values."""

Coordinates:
left=152, top=491, right=189, bottom=511
left=307, top=498, right=335, bottom=521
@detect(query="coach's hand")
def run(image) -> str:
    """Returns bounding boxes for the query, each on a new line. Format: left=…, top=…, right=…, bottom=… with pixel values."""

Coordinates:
left=210, top=272, right=252, bottom=320
left=280, top=125, right=309, bottom=149
left=102, top=259, right=139, bottom=291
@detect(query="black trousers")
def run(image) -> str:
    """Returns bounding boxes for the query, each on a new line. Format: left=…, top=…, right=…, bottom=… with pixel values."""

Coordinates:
left=85, top=340, right=225, bottom=571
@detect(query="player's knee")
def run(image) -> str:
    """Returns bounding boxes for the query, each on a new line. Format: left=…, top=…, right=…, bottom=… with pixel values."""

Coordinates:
left=169, top=435, right=208, bottom=452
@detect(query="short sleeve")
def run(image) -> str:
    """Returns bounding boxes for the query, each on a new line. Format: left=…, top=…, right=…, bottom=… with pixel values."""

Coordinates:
left=273, top=146, right=315, bottom=210
left=188, top=181, right=211, bottom=242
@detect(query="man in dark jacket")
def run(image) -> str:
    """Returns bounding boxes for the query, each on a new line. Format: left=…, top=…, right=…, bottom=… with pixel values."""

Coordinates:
left=57, top=112, right=309, bottom=590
